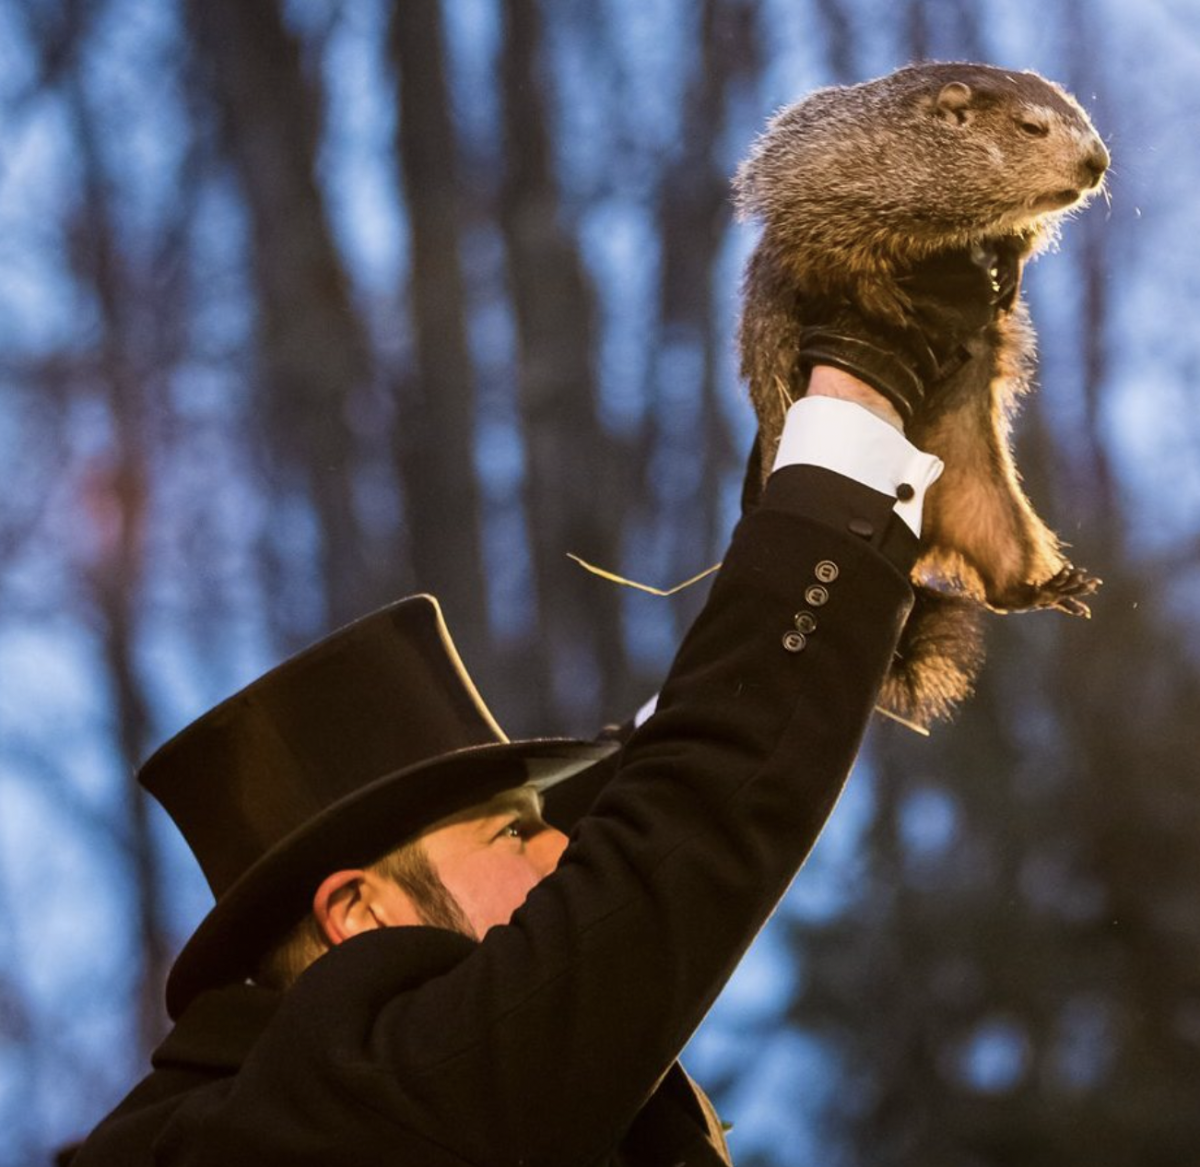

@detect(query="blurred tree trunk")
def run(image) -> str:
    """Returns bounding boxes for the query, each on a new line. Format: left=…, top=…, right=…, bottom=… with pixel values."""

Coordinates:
left=62, top=69, right=170, bottom=1060
left=648, top=0, right=757, bottom=648
left=903, top=0, right=931, bottom=62
left=494, top=0, right=624, bottom=729
left=810, top=0, right=858, bottom=82
left=184, top=0, right=379, bottom=640
left=904, top=0, right=986, bottom=62
left=387, top=0, right=490, bottom=672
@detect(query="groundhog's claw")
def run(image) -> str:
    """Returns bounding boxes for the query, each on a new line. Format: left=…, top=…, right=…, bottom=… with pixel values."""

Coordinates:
left=1041, top=564, right=1101, bottom=617
left=1045, top=564, right=1101, bottom=617
left=986, top=564, right=1100, bottom=615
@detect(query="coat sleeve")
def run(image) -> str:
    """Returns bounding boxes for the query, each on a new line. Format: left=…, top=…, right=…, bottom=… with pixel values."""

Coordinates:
left=166, top=467, right=916, bottom=1167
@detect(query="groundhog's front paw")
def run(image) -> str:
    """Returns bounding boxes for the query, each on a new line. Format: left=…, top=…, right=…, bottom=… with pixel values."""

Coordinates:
left=987, top=564, right=1101, bottom=616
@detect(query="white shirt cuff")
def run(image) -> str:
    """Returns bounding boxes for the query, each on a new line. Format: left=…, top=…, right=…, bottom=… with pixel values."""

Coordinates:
left=770, top=396, right=944, bottom=536
left=634, top=693, right=658, bottom=727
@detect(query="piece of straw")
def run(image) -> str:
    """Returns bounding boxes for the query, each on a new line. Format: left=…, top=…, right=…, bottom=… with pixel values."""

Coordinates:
left=567, top=553, right=721, bottom=597
left=872, top=704, right=931, bottom=737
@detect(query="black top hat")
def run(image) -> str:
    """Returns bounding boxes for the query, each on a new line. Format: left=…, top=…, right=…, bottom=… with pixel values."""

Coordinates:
left=142, top=594, right=618, bottom=1018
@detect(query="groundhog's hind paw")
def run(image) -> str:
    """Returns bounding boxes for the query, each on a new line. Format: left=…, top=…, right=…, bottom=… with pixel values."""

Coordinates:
left=1041, top=564, right=1101, bottom=617
left=989, top=564, right=1101, bottom=616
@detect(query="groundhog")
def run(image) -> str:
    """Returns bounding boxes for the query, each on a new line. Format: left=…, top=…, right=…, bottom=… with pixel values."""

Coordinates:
left=734, top=62, right=1109, bottom=728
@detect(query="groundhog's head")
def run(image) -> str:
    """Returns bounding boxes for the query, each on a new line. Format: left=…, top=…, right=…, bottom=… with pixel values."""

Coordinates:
left=734, top=62, right=1109, bottom=291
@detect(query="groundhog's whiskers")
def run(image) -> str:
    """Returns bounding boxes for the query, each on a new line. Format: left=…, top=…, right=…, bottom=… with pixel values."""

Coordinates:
left=774, top=373, right=795, bottom=413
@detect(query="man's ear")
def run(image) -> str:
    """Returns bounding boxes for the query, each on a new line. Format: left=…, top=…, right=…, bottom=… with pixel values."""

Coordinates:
left=312, top=869, right=383, bottom=946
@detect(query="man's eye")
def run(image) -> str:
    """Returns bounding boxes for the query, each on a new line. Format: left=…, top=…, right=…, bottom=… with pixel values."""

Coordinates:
left=500, top=821, right=526, bottom=840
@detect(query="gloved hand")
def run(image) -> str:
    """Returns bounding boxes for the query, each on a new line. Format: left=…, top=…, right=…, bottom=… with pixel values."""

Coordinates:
left=797, top=240, right=1022, bottom=426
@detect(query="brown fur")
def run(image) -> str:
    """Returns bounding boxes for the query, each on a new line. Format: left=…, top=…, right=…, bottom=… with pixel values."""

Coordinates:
left=735, top=63, right=1108, bottom=726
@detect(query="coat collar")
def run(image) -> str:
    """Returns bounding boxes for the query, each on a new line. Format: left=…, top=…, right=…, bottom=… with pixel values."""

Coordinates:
left=151, top=927, right=475, bottom=1074
left=152, top=982, right=282, bottom=1072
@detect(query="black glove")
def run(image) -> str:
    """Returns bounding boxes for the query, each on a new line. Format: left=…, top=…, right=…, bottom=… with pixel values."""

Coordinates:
left=798, top=240, right=1022, bottom=425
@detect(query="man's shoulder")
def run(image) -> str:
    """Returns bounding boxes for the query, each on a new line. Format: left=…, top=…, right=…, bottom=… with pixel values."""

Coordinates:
left=286, top=926, right=476, bottom=1011
left=69, top=1061, right=234, bottom=1167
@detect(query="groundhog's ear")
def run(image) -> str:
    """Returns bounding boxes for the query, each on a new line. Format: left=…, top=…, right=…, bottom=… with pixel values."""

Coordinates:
left=934, top=81, right=973, bottom=124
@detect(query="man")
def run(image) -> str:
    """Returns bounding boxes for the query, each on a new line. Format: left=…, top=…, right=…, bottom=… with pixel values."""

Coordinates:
left=72, top=248, right=1011, bottom=1165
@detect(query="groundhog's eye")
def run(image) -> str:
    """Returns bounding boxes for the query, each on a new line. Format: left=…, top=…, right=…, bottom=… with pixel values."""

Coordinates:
left=1018, top=118, right=1050, bottom=138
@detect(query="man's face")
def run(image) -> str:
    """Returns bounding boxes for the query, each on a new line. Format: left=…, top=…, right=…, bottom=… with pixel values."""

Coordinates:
left=400, top=784, right=569, bottom=938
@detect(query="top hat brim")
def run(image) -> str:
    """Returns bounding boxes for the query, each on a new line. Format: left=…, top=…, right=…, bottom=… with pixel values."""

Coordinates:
left=165, top=736, right=618, bottom=1018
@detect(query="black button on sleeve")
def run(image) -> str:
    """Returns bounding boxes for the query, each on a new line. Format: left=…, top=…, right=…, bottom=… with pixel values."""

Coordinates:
left=757, top=465, right=919, bottom=575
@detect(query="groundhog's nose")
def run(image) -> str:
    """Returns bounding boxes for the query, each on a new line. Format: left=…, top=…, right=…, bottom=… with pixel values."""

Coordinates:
left=1082, top=138, right=1110, bottom=186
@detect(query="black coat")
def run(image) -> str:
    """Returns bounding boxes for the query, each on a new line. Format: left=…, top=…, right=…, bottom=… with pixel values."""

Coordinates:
left=73, top=466, right=916, bottom=1166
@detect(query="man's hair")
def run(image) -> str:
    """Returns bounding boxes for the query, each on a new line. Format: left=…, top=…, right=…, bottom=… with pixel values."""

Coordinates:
left=253, top=837, right=475, bottom=991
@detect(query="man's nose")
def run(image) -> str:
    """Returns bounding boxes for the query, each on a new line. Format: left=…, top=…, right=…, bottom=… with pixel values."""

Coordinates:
left=533, top=827, right=571, bottom=876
